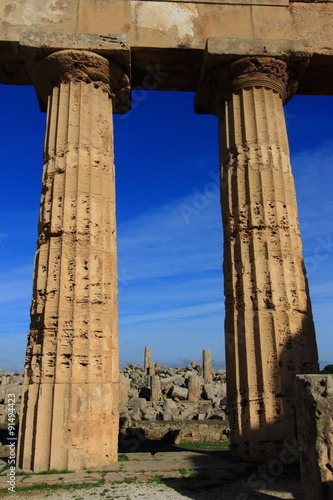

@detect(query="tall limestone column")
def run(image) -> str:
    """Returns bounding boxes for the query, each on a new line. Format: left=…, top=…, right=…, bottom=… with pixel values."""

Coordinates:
left=17, top=50, right=130, bottom=471
left=196, top=56, right=319, bottom=462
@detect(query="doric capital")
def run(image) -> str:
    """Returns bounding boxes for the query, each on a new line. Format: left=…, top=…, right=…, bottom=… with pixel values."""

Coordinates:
left=195, top=55, right=309, bottom=116
left=29, top=49, right=130, bottom=113
left=219, top=57, right=291, bottom=100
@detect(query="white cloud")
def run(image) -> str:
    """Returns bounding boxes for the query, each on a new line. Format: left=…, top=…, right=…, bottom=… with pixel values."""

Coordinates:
left=1, top=141, right=332, bottom=371
left=116, top=181, right=226, bottom=364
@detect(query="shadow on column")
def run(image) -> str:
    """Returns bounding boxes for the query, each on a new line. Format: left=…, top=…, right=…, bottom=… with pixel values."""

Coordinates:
left=154, top=328, right=316, bottom=499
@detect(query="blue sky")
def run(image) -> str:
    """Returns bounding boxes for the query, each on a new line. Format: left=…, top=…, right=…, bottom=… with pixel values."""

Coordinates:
left=0, top=85, right=332, bottom=372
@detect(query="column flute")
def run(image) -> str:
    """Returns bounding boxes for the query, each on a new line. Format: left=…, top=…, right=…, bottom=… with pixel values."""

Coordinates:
left=197, top=56, right=319, bottom=462
left=18, top=49, right=129, bottom=471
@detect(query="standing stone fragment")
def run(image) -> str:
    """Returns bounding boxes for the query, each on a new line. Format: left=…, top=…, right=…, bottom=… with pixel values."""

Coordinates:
left=119, top=374, right=130, bottom=403
left=150, top=375, right=162, bottom=402
left=144, top=347, right=151, bottom=374
left=188, top=374, right=201, bottom=402
left=203, top=350, right=213, bottom=382
left=148, top=362, right=156, bottom=376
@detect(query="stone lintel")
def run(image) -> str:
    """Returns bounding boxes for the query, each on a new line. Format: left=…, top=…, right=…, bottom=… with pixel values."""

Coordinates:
left=206, top=37, right=313, bottom=60
left=19, top=32, right=131, bottom=114
left=194, top=37, right=312, bottom=114
left=140, top=0, right=289, bottom=4
left=20, top=32, right=129, bottom=61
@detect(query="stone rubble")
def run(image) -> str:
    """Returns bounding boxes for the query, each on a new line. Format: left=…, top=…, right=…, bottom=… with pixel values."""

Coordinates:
left=118, top=360, right=228, bottom=442
left=0, top=370, right=23, bottom=424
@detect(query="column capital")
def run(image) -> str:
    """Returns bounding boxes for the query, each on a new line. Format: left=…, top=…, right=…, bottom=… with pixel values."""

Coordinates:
left=195, top=50, right=310, bottom=116
left=217, top=57, right=291, bottom=100
left=29, top=49, right=131, bottom=113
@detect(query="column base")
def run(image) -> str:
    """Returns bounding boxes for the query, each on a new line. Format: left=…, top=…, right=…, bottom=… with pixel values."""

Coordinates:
left=18, top=381, right=119, bottom=472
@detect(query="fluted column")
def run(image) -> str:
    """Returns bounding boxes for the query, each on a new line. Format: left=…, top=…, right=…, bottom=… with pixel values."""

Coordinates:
left=197, top=57, right=319, bottom=462
left=18, top=50, right=130, bottom=471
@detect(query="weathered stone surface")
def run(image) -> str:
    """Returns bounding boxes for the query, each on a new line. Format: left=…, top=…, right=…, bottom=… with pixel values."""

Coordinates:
left=28, top=48, right=130, bottom=112
left=20, top=31, right=129, bottom=54
left=0, top=0, right=333, bottom=93
left=1, top=0, right=330, bottom=475
left=128, top=398, right=147, bottom=412
left=143, top=406, right=158, bottom=421
left=0, top=370, right=23, bottom=424
left=17, top=50, right=125, bottom=472
left=160, top=377, right=174, bottom=395
left=171, top=385, right=188, bottom=401
left=150, top=375, right=161, bottom=402
left=148, top=362, right=156, bottom=376
left=202, top=384, right=215, bottom=401
left=196, top=56, right=319, bottom=462
left=144, top=347, right=151, bottom=373
left=119, top=374, right=130, bottom=403
left=214, top=383, right=226, bottom=399
left=187, top=374, right=201, bottom=402
left=128, top=419, right=229, bottom=443
left=203, top=350, right=213, bottom=381
left=294, top=375, right=333, bottom=500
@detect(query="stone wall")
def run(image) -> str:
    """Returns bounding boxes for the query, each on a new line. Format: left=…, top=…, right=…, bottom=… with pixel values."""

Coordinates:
left=0, top=371, right=22, bottom=425
left=294, top=375, right=333, bottom=500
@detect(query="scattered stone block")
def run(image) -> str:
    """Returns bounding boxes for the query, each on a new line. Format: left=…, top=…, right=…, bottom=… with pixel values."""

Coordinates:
left=172, top=375, right=185, bottom=386
left=202, top=384, right=215, bottom=401
left=171, top=386, right=188, bottom=401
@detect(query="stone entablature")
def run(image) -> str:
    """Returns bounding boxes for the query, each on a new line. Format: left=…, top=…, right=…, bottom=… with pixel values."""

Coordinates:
left=0, top=0, right=333, bottom=94
left=138, top=0, right=290, bottom=5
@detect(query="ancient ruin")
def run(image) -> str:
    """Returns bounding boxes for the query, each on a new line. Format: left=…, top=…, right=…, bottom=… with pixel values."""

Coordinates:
left=0, top=356, right=229, bottom=459
left=0, top=0, right=332, bottom=475
left=294, top=375, right=333, bottom=500
left=119, top=353, right=229, bottom=446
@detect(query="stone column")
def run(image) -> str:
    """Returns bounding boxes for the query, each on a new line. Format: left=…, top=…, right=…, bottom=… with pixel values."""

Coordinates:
left=203, top=349, right=213, bottom=381
left=150, top=375, right=161, bottom=401
left=144, top=347, right=151, bottom=373
left=196, top=56, right=319, bottom=462
left=17, top=50, right=130, bottom=472
left=148, top=362, right=156, bottom=376
left=188, top=374, right=201, bottom=402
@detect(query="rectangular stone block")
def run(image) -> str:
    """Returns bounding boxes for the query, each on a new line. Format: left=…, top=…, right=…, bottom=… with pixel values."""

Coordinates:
left=294, top=374, right=333, bottom=500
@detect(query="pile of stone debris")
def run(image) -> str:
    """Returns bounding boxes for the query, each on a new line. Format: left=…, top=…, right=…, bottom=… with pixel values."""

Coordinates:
left=0, top=371, right=23, bottom=425
left=118, top=359, right=229, bottom=443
